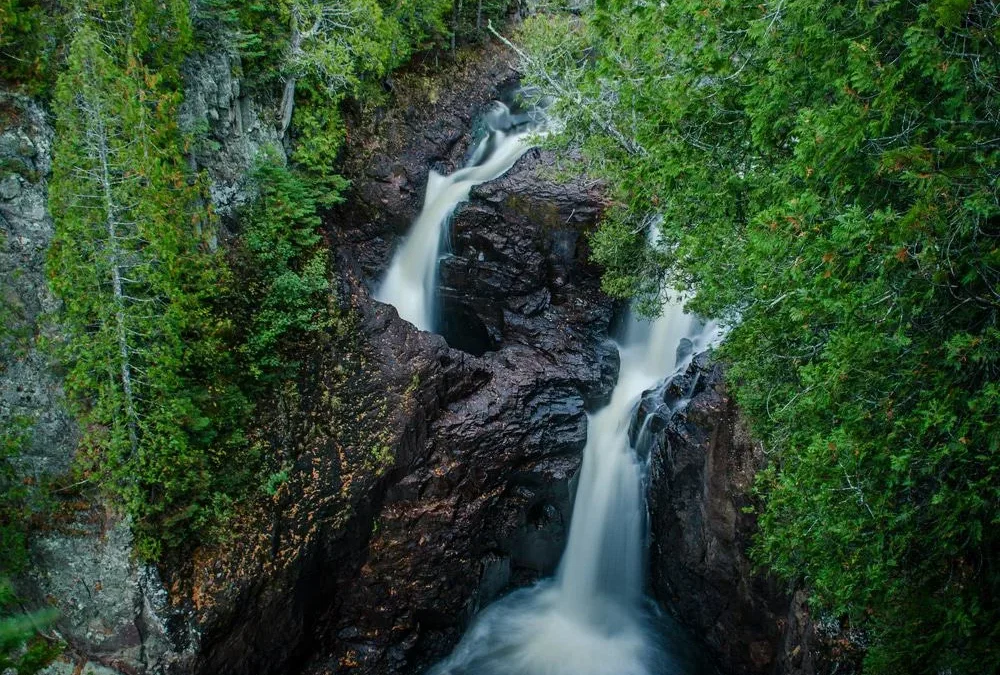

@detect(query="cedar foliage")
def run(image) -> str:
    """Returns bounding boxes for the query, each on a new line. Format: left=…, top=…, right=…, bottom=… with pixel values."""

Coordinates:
left=0, top=0, right=60, bottom=93
left=48, top=15, right=252, bottom=559
left=231, top=158, right=334, bottom=382
left=519, top=1, right=1000, bottom=672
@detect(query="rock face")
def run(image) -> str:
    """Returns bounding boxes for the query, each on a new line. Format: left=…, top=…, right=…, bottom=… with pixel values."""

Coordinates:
left=438, top=148, right=606, bottom=359
left=0, top=93, right=73, bottom=478
left=1, top=46, right=288, bottom=675
left=179, top=51, right=285, bottom=217
left=644, top=354, right=856, bottom=675
left=31, top=521, right=199, bottom=674
left=7, top=40, right=618, bottom=675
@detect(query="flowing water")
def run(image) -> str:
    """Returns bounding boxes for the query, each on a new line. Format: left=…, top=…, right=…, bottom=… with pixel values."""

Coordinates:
left=376, top=102, right=540, bottom=330
left=428, top=298, right=722, bottom=675
left=380, top=97, right=722, bottom=675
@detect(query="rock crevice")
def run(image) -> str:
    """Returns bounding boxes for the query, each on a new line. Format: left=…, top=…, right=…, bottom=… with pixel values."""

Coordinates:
left=646, top=354, right=853, bottom=675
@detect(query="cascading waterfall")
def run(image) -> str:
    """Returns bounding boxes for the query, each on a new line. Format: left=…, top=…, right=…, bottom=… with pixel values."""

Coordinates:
left=428, top=297, right=722, bottom=675
left=376, top=102, right=540, bottom=330
left=381, top=94, right=721, bottom=674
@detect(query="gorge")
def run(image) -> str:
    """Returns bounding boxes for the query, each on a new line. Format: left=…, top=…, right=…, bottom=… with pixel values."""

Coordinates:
left=2, top=45, right=819, bottom=675
left=377, top=88, right=724, bottom=675
left=4, top=3, right=995, bottom=675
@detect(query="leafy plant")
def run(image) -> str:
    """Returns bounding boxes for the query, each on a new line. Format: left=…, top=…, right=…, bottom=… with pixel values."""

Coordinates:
left=0, top=0, right=62, bottom=94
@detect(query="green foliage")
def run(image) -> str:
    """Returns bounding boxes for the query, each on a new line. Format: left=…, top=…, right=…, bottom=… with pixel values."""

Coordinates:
left=231, top=158, right=334, bottom=382
left=0, top=418, right=32, bottom=575
left=36, top=0, right=509, bottom=564
left=289, top=80, right=353, bottom=197
left=450, top=0, right=510, bottom=45
left=0, top=424, right=60, bottom=674
left=262, top=465, right=290, bottom=496
left=522, top=2, right=1000, bottom=672
left=0, top=578, right=59, bottom=675
left=0, top=0, right=61, bottom=94
left=48, top=16, right=252, bottom=560
left=198, top=0, right=494, bottom=191
left=382, top=0, right=452, bottom=55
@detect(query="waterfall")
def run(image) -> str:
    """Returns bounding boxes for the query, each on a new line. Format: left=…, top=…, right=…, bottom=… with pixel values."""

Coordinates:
left=376, top=102, right=539, bottom=330
left=428, top=296, right=721, bottom=675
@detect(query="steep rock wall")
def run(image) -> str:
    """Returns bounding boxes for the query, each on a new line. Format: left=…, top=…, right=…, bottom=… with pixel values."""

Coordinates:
left=645, top=355, right=860, bottom=675
left=294, top=43, right=618, bottom=674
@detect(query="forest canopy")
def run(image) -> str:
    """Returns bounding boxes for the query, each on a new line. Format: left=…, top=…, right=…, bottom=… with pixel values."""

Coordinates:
left=517, top=1, right=999, bottom=673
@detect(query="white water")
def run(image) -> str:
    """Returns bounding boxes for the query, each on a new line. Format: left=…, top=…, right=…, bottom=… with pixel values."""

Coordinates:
left=429, top=294, right=722, bottom=675
left=376, top=103, right=539, bottom=330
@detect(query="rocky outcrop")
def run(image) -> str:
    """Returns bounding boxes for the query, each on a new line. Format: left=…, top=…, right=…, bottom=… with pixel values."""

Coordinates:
left=438, top=148, right=606, bottom=359
left=31, top=520, right=199, bottom=674
left=179, top=51, right=285, bottom=217
left=0, top=93, right=73, bottom=478
left=2, top=45, right=288, bottom=675
left=644, top=355, right=861, bottom=675
left=10, top=38, right=611, bottom=675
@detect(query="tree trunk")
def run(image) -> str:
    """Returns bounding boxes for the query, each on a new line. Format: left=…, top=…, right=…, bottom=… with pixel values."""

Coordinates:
left=279, top=76, right=297, bottom=138
left=91, top=107, right=140, bottom=457
left=280, top=4, right=304, bottom=137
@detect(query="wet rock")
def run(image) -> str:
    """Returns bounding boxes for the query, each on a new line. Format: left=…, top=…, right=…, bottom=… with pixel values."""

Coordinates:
left=646, top=354, right=858, bottom=675
left=295, top=290, right=615, bottom=674
left=291, top=44, right=617, bottom=675
left=13, top=40, right=613, bottom=675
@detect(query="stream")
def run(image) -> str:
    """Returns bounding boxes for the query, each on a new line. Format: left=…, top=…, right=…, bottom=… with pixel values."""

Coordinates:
left=378, top=98, right=720, bottom=675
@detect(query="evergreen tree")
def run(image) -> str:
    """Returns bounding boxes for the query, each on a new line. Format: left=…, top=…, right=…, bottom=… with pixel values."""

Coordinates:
left=49, top=18, right=250, bottom=559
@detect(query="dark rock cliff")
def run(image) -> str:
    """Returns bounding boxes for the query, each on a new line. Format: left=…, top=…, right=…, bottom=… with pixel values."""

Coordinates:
left=644, top=354, right=860, bottom=675
left=295, top=43, right=617, bottom=674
